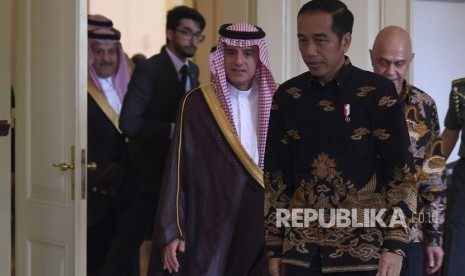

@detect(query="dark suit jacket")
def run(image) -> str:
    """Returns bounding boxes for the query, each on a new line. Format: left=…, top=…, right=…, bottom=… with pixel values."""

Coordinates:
left=87, top=95, right=129, bottom=226
left=119, top=47, right=200, bottom=198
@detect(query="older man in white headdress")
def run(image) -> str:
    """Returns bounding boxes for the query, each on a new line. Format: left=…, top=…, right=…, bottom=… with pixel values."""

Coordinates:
left=87, top=24, right=141, bottom=276
left=88, top=26, right=131, bottom=116
left=148, top=22, right=277, bottom=276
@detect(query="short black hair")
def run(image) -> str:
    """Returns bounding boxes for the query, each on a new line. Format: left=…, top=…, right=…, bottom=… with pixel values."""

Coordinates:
left=166, top=5, right=206, bottom=31
left=298, top=0, right=354, bottom=41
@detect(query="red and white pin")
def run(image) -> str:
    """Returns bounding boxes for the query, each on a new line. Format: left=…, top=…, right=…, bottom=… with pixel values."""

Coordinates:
left=344, top=104, right=350, bottom=122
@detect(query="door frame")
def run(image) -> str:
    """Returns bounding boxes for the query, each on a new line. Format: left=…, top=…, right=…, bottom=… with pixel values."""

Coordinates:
left=0, top=0, right=12, bottom=274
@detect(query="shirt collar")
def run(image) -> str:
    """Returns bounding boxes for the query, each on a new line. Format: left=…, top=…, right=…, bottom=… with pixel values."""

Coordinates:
left=96, top=76, right=113, bottom=88
left=227, top=81, right=258, bottom=100
left=165, top=47, right=189, bottom=73
left=227, top=81, right=258, bottom=101
left=309, top=56, right=352, bottom=90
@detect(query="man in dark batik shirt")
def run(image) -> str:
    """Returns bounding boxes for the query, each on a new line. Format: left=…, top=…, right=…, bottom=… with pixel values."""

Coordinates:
left=265, top=1, right=417, bottom=276
left=371, top=25, right=446, bottom=276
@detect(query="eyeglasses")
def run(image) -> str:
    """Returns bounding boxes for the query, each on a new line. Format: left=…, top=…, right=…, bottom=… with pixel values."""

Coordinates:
left=176, top=29, right=205, bottom=43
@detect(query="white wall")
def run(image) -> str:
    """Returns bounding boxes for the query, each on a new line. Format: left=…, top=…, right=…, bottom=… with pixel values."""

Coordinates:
left=89, top=0, right=166, bottom=58
left=412, top=0, right=465, bottom=162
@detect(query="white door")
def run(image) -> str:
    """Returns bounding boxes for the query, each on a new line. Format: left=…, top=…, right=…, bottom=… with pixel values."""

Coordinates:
left=15, top=0, right=87, bottom=275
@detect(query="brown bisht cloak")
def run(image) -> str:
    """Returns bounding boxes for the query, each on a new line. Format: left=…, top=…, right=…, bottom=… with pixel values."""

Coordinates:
left=148, top=84, right=268, bottom=276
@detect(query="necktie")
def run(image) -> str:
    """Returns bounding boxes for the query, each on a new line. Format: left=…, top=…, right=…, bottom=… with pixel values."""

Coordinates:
left=180, top=65, right=189, bottom=92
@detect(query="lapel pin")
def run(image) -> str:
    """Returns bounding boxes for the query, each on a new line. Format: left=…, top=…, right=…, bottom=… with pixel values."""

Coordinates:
left=344, top=104, right=350, bottom=122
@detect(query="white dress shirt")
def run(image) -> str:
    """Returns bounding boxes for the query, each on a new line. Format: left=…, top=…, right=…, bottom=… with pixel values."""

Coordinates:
left=228, top=82, right=259, bottom=165
left=98, top=76, right=122, bottom=115
left=165, top=47, right=191, bottom=92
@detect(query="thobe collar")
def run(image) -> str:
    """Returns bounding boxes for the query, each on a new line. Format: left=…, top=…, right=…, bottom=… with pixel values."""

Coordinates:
left=228, top=81, right=258, bottom=101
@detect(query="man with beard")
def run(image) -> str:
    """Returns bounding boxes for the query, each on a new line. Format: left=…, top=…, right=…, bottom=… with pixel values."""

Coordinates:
left=118, top=5, right=206, bottom=273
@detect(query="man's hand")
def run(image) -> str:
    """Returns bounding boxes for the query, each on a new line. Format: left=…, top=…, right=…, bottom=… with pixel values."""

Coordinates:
left=424, top=246, right=444, bottom=275
left=269, top=258, right=285, bottom=276
left=377, top=251, right=403, bottom=276
left=162, top=239, right=185, bottom=273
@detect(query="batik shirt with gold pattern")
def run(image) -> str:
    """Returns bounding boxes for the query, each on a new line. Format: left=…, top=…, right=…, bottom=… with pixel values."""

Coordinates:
left=400, top=82, right=446, bottom=247
left=264, top=58, right=417, bottom=273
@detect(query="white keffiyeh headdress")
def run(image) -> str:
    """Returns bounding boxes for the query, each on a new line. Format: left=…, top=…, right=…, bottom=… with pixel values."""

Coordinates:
left=210, top=22, right=277, bottom=168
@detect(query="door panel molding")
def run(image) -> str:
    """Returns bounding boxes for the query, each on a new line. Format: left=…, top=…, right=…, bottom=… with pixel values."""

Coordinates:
left=28, top=237, right=67, bottom=276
